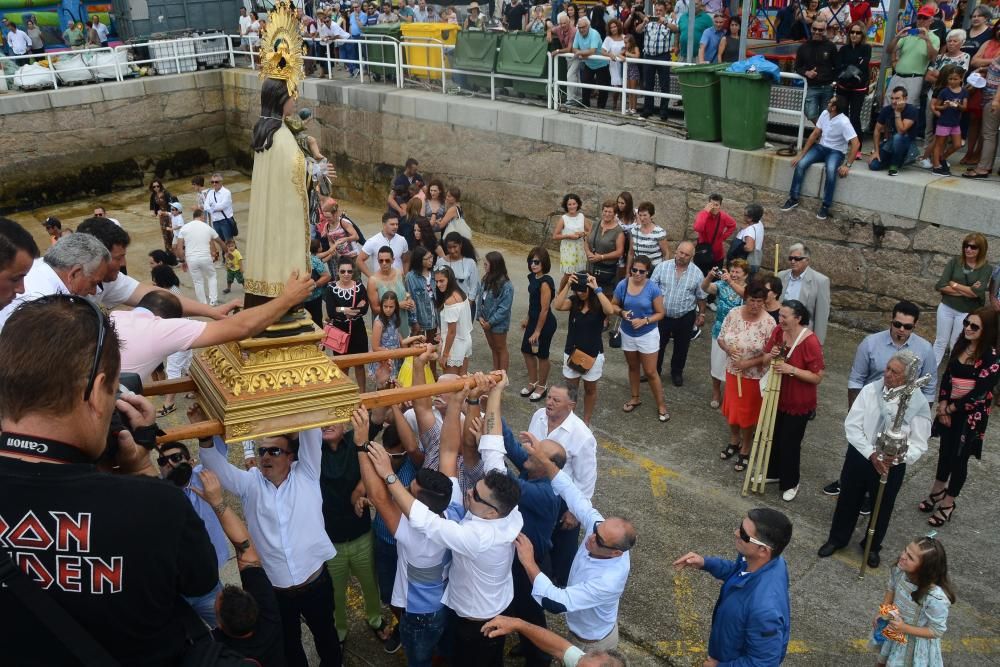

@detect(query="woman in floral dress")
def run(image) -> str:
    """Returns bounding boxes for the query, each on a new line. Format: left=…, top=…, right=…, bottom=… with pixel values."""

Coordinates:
left=552, top=193, right=591, bottom=291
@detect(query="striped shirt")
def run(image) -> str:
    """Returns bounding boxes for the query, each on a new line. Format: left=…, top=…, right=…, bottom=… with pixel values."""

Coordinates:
left=373, top=459, right=417, bottom=545
left=630, top=225, right=669, bottom=266
left=650, top=259, right=707, bottom=317
left=643, top=19, right=674, bottom=56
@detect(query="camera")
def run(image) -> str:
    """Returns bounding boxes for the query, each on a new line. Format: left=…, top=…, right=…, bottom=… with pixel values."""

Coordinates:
left=712, top=267, right=725, bottom=278
left=573, top=272, right=589, bottom=291
left=101, top=373, right=148, bottom=463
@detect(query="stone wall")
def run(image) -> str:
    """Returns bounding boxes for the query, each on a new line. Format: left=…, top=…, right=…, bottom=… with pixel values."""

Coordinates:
left=0, top=71, right=230, bottom=213
left=223, top=70, right=1000, bottom=334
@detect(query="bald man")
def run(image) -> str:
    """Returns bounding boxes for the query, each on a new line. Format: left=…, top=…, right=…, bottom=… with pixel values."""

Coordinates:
left=650, top=240, right=707, bottom=386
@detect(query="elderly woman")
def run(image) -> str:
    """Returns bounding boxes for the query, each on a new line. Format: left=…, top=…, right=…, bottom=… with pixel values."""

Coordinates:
left=717, top=281, right=777, bottom=472
left=920, top=306, right=999, bottom=528
left=702, top=259, right=748, bottom=409
left=25, top=19, right=44, bottom=57
left=584, top=199, right=624, bottom=294
left=932, top=233, right=992, bottom=366
left=754, top=300, right=825, bottom=501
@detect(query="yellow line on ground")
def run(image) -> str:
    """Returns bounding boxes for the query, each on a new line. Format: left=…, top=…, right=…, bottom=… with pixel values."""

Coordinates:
left=597, top=437, right=678, bottom=498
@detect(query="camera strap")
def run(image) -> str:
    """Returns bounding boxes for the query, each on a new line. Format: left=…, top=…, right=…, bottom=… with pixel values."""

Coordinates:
left=0, top=432, right=94, bottom=465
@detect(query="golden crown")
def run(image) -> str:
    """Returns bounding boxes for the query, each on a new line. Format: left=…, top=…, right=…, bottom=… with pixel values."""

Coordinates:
left=259, top=0, right=306, bottom=99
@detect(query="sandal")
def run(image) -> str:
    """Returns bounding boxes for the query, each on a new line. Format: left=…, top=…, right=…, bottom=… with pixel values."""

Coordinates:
left=917, top=488, right=947, bottom=513
left=720, top=444, right=739, bottom=460
left=710, top=399, right=721, bottom=409
left=928, top=503, right=955, bottom=527
left=962, top=170, right=990, bottom=179
left=370, top=618, right=392, bottom=642
left=520, top=383, right=537, bottom=397
left=734, top=454, right=750, bottom=472
left=529, top=386, right=548, bottom=402
left=658, top=411, right=670, bottom=423
left=157, top=403, right=176, bottom=417
left=623, top=397, right=642, bottom=413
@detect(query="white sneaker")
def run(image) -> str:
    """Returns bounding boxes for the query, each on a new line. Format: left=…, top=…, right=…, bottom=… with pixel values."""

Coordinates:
left=707, top=302, right=717, bottom=312
left=782, top=485, right=800, bottom=502
left=210, top=300, right=219, bottom=307
left=918, top=158, right=933, bottom=169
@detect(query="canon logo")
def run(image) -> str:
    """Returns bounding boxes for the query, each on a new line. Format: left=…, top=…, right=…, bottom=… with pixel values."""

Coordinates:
left=7, top=439, right=48, bottom=454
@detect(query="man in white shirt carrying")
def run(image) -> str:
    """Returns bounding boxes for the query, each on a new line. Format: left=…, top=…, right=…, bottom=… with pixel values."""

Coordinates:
left=5, top=22, right=31, bottom=56
left=527, top=382, right=597, bottom=586
left=357, top=212, right=409, bottom=276
left=514, top=431, right=634, bottom=653
left=204, top=172, right=238, bottom=242
left=779, top=95, right=860, bottom=221
left=175, top=208, right=228, bottom=306
left=372, top=383, right=523, bottom=667
left=197, top=418, right=342, bottom=667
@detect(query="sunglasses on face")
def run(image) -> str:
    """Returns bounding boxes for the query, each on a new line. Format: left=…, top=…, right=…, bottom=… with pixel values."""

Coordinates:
left=378, top=258, right=392, bottom=264
left=157, top=452, right=188, bottom=466
left=472, top=484, right=500, bottom=513
left=338, top=269, right=354, bottom=274
left=258, top=446, right=289, bottom=457
left=963, top=319, right=982, bottom=332
left=211, top=180, right=222, bottom=184
left=964, top=243, right=979, bottom=250
left=849, top=29, right=863, bottom=34
left=529, top=259, right=541, bottom=265
left=788, top=256, right=805, bottom=262
left=593, top=520, right=614, bottom=549
left=891, top=320, right=915, bottom=331
left=738, top=522, right=771, bottom=549
left=630, top=267, right=647, bottom=275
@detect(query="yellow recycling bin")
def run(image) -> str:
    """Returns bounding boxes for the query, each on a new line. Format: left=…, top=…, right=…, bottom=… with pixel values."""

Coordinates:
left=401, top=22, right=458, bottom=80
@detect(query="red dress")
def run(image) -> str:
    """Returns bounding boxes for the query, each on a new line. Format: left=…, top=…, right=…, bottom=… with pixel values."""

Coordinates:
left=765, top=327, right=825, bottom=416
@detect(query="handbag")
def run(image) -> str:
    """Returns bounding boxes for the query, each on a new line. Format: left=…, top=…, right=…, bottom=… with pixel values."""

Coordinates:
left=323, top=288, right=355, bottom=354
left=693, top=218, right=721, bottom=274
left=567, top=347, right=597, bottom=373
left=443, top=206, right=473, bottom=240
left=759, top=327, right=810, bottom=396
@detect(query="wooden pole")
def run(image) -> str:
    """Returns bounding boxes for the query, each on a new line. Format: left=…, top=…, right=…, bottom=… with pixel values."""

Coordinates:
left=774, top=243, right=780, bottom=273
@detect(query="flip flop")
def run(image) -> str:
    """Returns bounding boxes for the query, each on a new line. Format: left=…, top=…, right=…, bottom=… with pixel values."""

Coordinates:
left=157, top=404, right=176, bottom=417
left=962, top=170, right=990, bottom=179
left=658, top=411, right=670, bottom=422
left=622, top=399, right=642, bottom=413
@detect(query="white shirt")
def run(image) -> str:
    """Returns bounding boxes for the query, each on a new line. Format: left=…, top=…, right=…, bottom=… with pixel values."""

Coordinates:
left=170, top=213, right=185, bottom=233
left=845, top=379, right=931, bottom=466
left=319, top=20, right=350, bottom=41
left=205, top=186, right=235, bottom=222
left=239, top=14, right=252, bottom=35
left=0, top=258, right=69, bottom=332
left=7, top=28, right=32, bottom=55
left=740, top=221, right=764, bottom=255
left=362, top=232, right=409, bottom=273
left=92, top=272, right=140, bottom=309
left=528, top=408, right=597, bottom=499
left=177, top=220, right=220, bottom=261
left=200, top=430, right=336, bottom=588
left=392, top=509, right=452, bottom=612
left=92, top=21, right=109, bottom=42
left=531, top=470, right=630, bottom=640
left=408, top=477, right=524, bottom=619
left=816, top=110, right=858, bottom=154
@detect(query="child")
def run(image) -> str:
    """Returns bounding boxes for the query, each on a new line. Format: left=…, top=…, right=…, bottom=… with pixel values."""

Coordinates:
left=223, top=239, right=244, bottom=295
left=874, top=536, right=956, bottom=667
left=151, top=264, right=192, bottom=417
left=930, top=66, right=968, bottom=175
left=624, top=35, right=641, bottom=115
left=169, top=201, right=185, bottom=242
left=368, top=290, right=424, bottom=381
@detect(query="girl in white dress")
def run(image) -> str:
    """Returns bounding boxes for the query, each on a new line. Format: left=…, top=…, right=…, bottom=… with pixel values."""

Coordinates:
left=434, top=265, right=473, bottom=374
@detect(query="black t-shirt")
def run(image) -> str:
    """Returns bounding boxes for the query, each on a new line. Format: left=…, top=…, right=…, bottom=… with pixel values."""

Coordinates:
left=876, top=103, right=920, bottom=138
left=504, top=2, right=529, bottom=30
left=213, top=567, right=286, bottom=667
left=0, top=457, right=218, bottom=666
left=564, top=302, right=605, bottom=356
left=320, top=431, right=372, bottom=544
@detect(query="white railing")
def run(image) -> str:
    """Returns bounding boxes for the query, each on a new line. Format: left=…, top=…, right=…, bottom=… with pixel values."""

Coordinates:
left=0, top=32, right=805, bottom=149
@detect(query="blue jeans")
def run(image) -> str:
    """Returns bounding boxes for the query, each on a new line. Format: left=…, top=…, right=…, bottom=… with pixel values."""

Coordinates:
left=342, top=39, right=359, bottom=73
left=400, top=607, right=448, bottom=667
left=184, top=581, right=222, bottom=627
left=868, top=134, right=914, bottom=171
left=212, top=217, right=235, bottom=242
left=788, top=143, right=845, bottom=208
left=804, top=84, right=834, bottom=122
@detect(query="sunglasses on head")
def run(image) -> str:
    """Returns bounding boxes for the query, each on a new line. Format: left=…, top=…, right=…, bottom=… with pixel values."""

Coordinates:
left=891, top=320, right=915, bottom=331
left=963, top=243, right=979, bottom=250
left=630, top=267, right=647, bottom=275
left=258, top=446, right=289, bottom=457
left=157, top=452, right=188, bottom=466
left=738, top=522, right=771, bottom=549
left=472, top=484, right=500, bottom=512
left=33, top=295, right=107, bottom=401
left=963, top=319, right=981, bottom=332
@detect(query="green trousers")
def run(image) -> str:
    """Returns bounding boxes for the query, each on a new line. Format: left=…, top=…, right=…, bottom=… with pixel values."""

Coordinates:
left=326, top=530, right=384, bottom=641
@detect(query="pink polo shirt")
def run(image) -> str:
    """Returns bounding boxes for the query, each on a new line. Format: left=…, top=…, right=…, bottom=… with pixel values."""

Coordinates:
left=111, top=308, right=207, bottom=382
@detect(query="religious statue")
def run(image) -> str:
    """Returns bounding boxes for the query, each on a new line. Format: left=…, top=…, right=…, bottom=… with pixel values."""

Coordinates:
left=243, top=1, right=335, bottom=309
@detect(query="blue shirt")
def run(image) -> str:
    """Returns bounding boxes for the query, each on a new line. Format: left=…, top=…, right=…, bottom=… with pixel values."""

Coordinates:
left=573, top=28, right=608, bottom=70
left=650, top=260, right=707, bottom=318
left=700, top=27, right=725, bottom=63
left=185, top=464, right=230, bottom=569
left=848, top=329, right=937, bottom=400
left=614, top=278, right=662, bottom=337
left=501, top=420, right=561, bottom=557
left=935, top=87, right=968, bottom=127
left=308, top=255, right=329, bottom=302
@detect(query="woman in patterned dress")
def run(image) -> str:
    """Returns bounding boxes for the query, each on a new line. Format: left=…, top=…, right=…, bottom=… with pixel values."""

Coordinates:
left=702, top=259, right=749, bottom=409
left=552, top=193, right=591, bottom=291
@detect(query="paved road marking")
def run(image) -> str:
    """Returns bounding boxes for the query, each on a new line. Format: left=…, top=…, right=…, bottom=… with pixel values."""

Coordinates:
left=597, top=437, right=678, bottom=498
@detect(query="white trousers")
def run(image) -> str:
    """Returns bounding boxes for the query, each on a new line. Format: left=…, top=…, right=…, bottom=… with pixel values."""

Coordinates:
left=188, top=257, right=218, bottom=305
left=933, top=302, right=966, bottom=367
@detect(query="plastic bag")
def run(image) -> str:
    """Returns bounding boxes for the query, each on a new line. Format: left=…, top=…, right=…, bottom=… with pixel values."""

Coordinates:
left=727, top=55, right=781, bottom=83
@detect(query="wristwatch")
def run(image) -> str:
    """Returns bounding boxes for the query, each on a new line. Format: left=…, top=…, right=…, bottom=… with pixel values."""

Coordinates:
left=385, top=473, right=398, bottom=485
left=355, top=441, right=370, bottom=453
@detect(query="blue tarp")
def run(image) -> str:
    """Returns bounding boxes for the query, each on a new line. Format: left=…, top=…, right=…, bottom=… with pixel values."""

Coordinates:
left=727, top=55, right=781, bottom=83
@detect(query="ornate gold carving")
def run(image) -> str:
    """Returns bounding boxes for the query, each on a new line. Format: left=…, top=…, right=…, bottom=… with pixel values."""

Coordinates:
left=230, top=423, right=254, bottom=437
left=259, top=1, right=306, bottom=99
left=244, top=278, right=285, bottom=298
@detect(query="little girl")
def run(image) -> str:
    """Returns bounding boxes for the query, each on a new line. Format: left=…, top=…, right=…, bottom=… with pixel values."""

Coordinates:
left=874, top=536, right=955, bottom=667
left=930, top=66, right=968, bottom=175
left=151, top=264, right=191, bottom=417
left=624, top=35, right=641, bottom=115
left=368, top=291, right=424, bottom=382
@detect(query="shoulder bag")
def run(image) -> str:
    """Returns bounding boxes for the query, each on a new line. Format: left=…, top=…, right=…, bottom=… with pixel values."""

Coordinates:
left=323, top=287, right=354, bottom=354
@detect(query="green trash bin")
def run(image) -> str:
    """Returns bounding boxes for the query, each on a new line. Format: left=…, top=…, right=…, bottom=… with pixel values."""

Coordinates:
left=719, top=71, right=773, bottom=151
left=452, top=31, right=499, bottom=92
left=362, top=24, right=401, bottom=80
left=675, top=63, right=728, bottom=142
left=497, top=32, right=548, bottom=99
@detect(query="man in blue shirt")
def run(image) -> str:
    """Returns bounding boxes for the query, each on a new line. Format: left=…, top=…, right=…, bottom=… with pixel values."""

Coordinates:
left=345, top=2, right=365, bottom=75
left=698, top=13, right=727, bottom=63
left=869, top=86, right=920, bottom=175
left=572, top=18, right=610, bottom=109
left=674, top=508, right=792, bottom=666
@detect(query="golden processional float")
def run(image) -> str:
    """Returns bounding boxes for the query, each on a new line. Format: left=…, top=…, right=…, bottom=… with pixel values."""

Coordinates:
left=147, top=2, right=479, bottom=443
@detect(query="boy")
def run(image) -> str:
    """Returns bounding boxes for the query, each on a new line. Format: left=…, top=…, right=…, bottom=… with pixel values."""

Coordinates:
left=223, top=239, right=244, bottom=295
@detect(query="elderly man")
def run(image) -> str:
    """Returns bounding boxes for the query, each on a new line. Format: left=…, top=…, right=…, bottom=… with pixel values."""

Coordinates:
left=777, top=243, right=831, bottom=344
left=318, top=11, right=350, bottom=75
left=527, top=382, right=597, bottom=587
left=573, top=18, right=610, bottom=108
left=0, top=218, right=39, bottom=309
left=204, top=172, right=237, bottom=242
left=371, top=386, right=523, bottom=666
left=818, top=351, right=932, bottom=568
left=884, top=7, right=939, bottom=113
left=650, top=241, right=707, bottom=386
left=794, top=18, right=838, bottom=121
left=198, top=422, right=341, bottom=666
left=0, top=233, right=110, bottom=331
left=673, top=508, right=793, bottom=667
left=516, top=430, right=634, bottom=653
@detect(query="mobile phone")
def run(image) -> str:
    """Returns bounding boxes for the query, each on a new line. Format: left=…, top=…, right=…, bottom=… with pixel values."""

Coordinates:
left=908, top=27, right=919, bottom=36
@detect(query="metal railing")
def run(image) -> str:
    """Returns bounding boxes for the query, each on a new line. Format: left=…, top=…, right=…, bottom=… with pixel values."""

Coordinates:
left=1, top=32, right=806, bottom=150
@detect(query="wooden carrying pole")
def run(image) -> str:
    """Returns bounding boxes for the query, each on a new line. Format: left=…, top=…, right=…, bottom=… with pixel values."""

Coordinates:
left=741, top=359, right=783, bottom=496
left=152, top=372, right=501, bottom=445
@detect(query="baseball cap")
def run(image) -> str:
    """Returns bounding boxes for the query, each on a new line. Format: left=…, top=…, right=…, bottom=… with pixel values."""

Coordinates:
left=916, top=5, right=936, bottom=17
left=170, top=201, right=183, bottom=211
